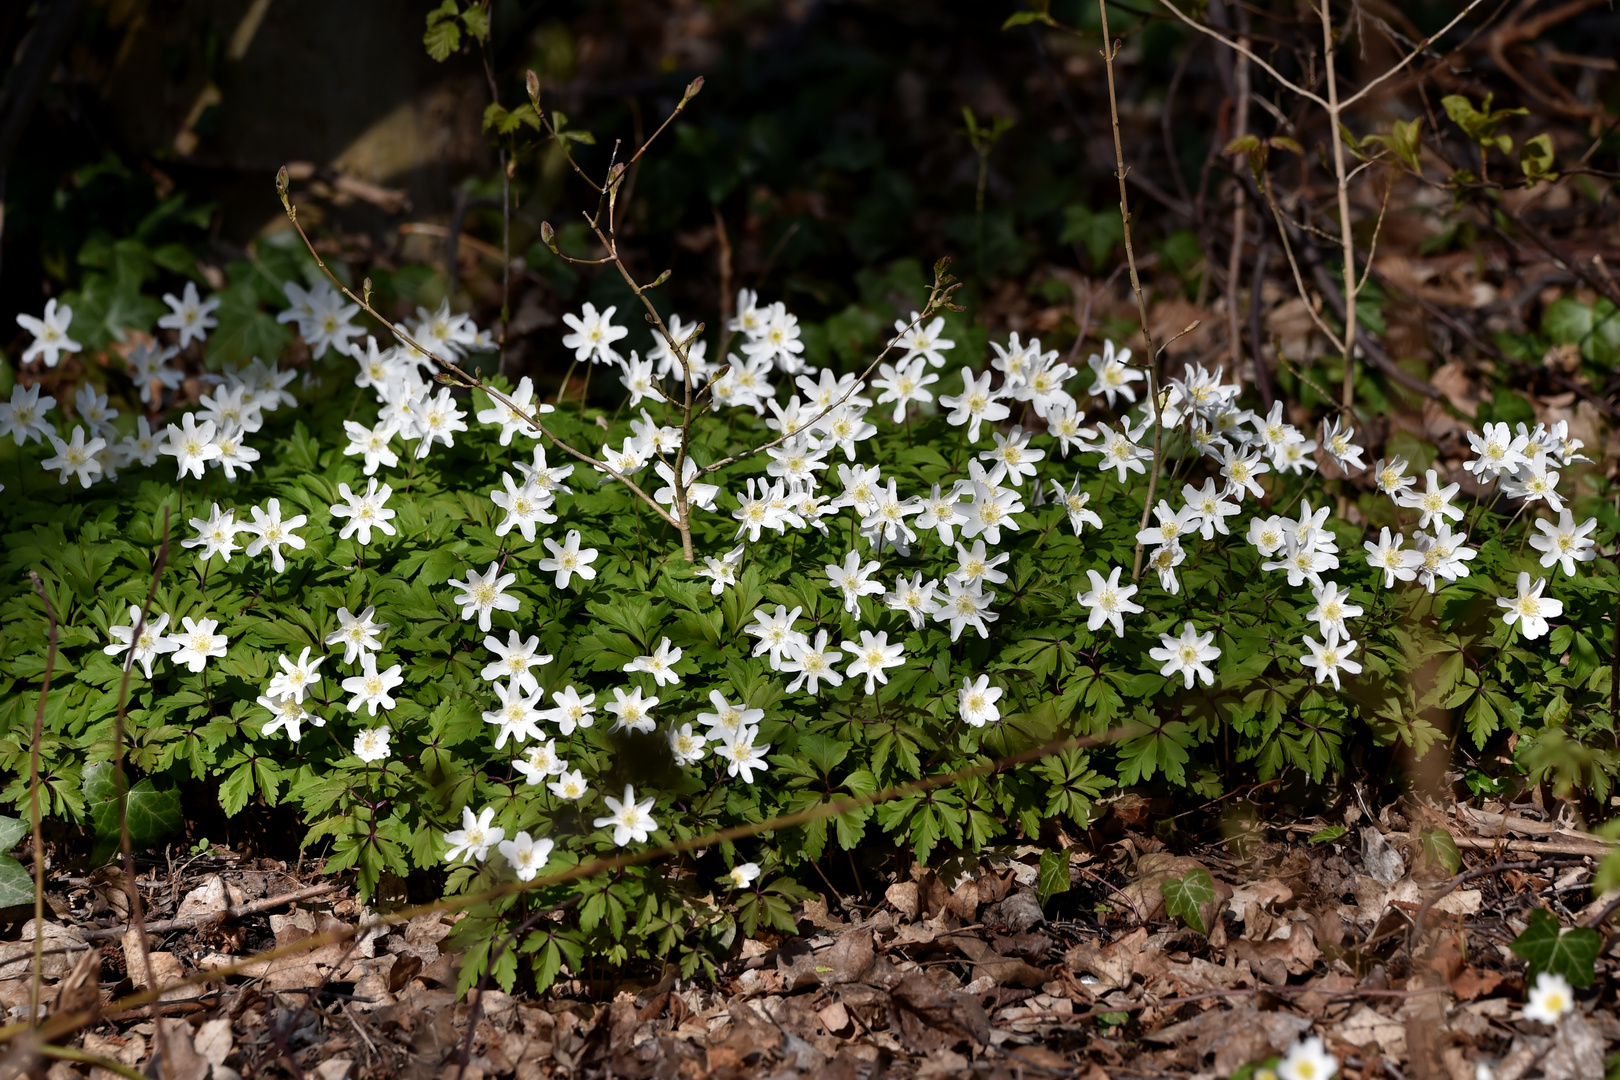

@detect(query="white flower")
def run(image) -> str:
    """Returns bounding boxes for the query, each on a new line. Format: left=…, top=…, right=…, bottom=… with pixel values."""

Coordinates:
left=874, top=357, right=939, bottom=422
left=1077, top=567, right=1143, bottom=637
left=696, top=545, right=745, bottom=595
left=594, top=785, right=658, bottom=846
left=41, top=426, right=106, bottom=487
left=915, top=481, right=970, bottom=546
left=1086, top=339, right=1142, bottom=406
left=476, top=376, right=553, bottom=444
left=342, top=420, right=400, bottom=476
left=781, top=630, right=844, bottom=694
left=960, top=463, right=1026, bottom=545
left=73, top=384, right=119, bottom=436
left=842, top=630, right=904, bottom=694
left=482, top=631, right=551, bottom=694
left=547, top=769, right=589, bottom=801
left=1248, top=515, right=1288, bottom=558
left=958, top=675, right=1004, bottom=727
left=605, top=686, right=658, bottom=734
left=414, top=387, right=468, bottom=458
left=497, top=831, right=555, bottom=882
left=1465, top=421, right=1530, bottom=480
left=716, top=725, right=771, bottom=783
left=243, top=499, right=307, bottom=573
left=1300, top=630, right=1362, bottom=690
left=886, top=572, right=941, bottom=630
left=1522, top=970, right=1574, bottom=1025
left=162, top=413, right=222, bottom=480
left=1052, top=477, right=1103, bottom=536
left=258, top=692, right=320, bottom=743
left=169, top=615, right=228, bottom=673
left=104, top=607, right=176, bottom=678
left=1137, top=499, right=1200, bottom=549
left=653, top=457, right=721, bottom=514
left=1497, top=572, right=1562, bottom=641
left=724, top=862, right=762, bottom=889
left=117, top=416, right=163, bottom=468
left=537, top=529, right=598, bottom=589
left=0, top=384, right=57, bottom=445
left=1219, top=445, right=1270, bottom=501
left=126, top=342, right=183, bottom=407
left=444, top=806, right=505, bottom=863
left=625, top=637, right=684, bottom=687
left=1413, top=524, right=1477, bottom=593
left=1277, top=1035, right=1337, bottom=1080
left=1306, top=582, right=1363, bottom=640
left=483, top=680, right=545, bottom=749
left=894, top=313, right=955, bottom=367
left=1529, top=511, right=1598, bottom=576
left=1085, top=419, right=1153, bottom=483
left=1147, top=540, right=1186, bottom=595
left=329, top=478, right=398, bottom=546
left=1320, top=417, right=1366, bottom=473
left=1149, top=623, right=1221, bottom=689
left=936, top=579, right=998, bottom=641
left=1181, top=478, right=1239, bottom=539
left=1396, top=469, right=1464, bottom=529
left=448, top=563, right=521, bottom=632
left=826, top=551, right=885, bottom=615
left=540, top=685, right=596, bottom=735
left=939, top=367, right=1009, bottom=442
left=16, top=298, right=80, bottom=367
left=267, top=647, right=325, bottom=702
left=513, top=740, right=566, bottom=784
left=697, top=691, right=763, bottom=741
left=649, top=314, right=710, bottom=380
left=561, top=302, right=629, bottom=364
left=1501, top=456, right=1563, bottom=514
left=979, top=426, right=1045, bottom=486
left=326, top=606, right=387, bottom=665
left=341, top=655, right=404, bottom=715
left=197, top=384, right=261, bottom=435
left=209, top=422, right=260, bottom=481
left=668, top=723, right=708, bottom=766
left=1044, top=402, right=1092, bottom=457
left=158, top=281, right=220, bottom=347
left=1363, top=527, right=1421, bottom=588
left=353, top=726, right=392, bottom=763
left=1374, top=455, right=1417, bottom=500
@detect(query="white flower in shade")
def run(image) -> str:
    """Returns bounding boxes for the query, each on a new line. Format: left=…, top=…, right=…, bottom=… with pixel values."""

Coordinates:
left=476, top=376, right=553, bottom=444
left=724, top=862, right=762, bottom=889
left=342, top=420, right=400, bottom=476
left=444, top=806, right=505, bottom=863
left=1522, top=970, right=1574, bottom=1025
left=117, top=416, right=163, bottom=468
left=937, top=580, right=998, bottom=641
left=668, top=723, right=708, bottom=766
left=594, top=785, right=658, bottom=847
left=267, top=647, right=325, bottom=702
left=483, top=680, right=544, bottom=749
left=498, top=831, right=555, bottom=882
left=1306, top=582, right=1363, bottom=640
left=886, top=572, right=941, bottom=630
left=915, top=481, right=970, bottom=546
left=1465, top=421, right=1530, bottom=480
left=17, top=298, right=80, bottom=367
left=1045, top=402, right=1093, bottom=457
left=104, top=607, right=176, bottom=678
left=716, top=725, right=771, bottom=783
left=1077, top=567, right=1143, bottom=637
left=1396, top=469, right=1464, bottom=529
left=0, top=383, right=57, bottom=445
left=1085, top=339, right=1142, bottom=406
left=1300, top=630, right=1362, bottom=690
left=1497, top=572, right=1562, bottom=641
left=127, top=342, right=183, bottom=406
left=1413, top=524, right=1477, bottom=593
left=697, top=691, right=763, bottom=740
left=1052, top=477, right=1103, bottom=536
left=1149, top=622, right=1221, bottom=688
left=561, top=302, right=629, bottom=364
left=353, top=726, right=391, bottom=763
left=1501, top=456, right=1563, bottom=514
left=448, top=563, right=521, bottom=632
left=547, top=769, right=589, bottom=801
left=696, top=544, right=745, bottom=595
left=781, top=630, right=844, bottom=695
left=329, top=478, right=398, bottom=546
left=1320, top=417, right=1366, bottom=474
left=169, top=616, right=228, bottom=673
left=826, top=551, right=886, bottom=615
left=649, top=313, right=711, bottom=380
left=73, top=384, right=119, bottom=436
left=341, top=654, right=404, bottom=715
left=1529, top=511, right=1598, bottom=576
left=537, top=529, right=599, bottom=590
left=540, top=685, right=596, bottom=735
left=625, top=637, right=684, bottom=687
left=1277, top=1035, right=1338, bottom=1080
left=197, top=384, right=261, bottom=434
left=1147, top=540, right=1186, bottom=596
left=159, top=281, right=220, bottom=348
left=243, top=499, right=307, bottom=573
left=326, top=605, right=387, bottom=665
left=482, top=631, right=551, bottom=694
left=939, top=367, right=1009, bottom=442
left=258, top=692, right=320, bottom=743
left=605, top=686, right=658, bottom=734
left=1181, top=478, right=1240, bottom=539
left=513, top=740, right=566, bottom=784
left=958, top=675, right=1004, bottom=727
left=1363, top=527, right=1421, bottom=588
left=41, top=426, right=106, bottom=487
left=842, top=630, right=905, bottom=694
left=979, top=426, right=1045, bottom=486
left=162, top=413, right=222, bottom=479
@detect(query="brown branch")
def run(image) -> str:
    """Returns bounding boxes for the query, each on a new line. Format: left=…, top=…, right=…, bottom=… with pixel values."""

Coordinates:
left=78, top=883, right=341, bottom=943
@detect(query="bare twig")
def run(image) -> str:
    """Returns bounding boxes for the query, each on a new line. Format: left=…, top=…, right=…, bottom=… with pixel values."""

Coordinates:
left=79, top=883, right=340, bottom=942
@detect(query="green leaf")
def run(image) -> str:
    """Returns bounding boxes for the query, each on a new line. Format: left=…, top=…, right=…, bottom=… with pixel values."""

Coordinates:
left=1160, top=867, right=1215, bottom=934
left=1519, top=133, right=1557, bottom=186
left=423, top=0, right=462, bottom=61
left=1307, top=825, right=1347, bottom=845
left=1419, top=829, right=1462, bottom=875
left=0, top=816, right=29, bottom=852
left=1037, top=848, right=1070, bottom=906
left=0, top=856, right=34, bottom=908
left=1509, top=909, right=1600, bottom=987
left=206, top=282, right=293, bottom=367
left=459, top=4, right=490, bottom=41
left=1059, top=204, right=1123, bottom=270
left=82, top=763, right=184, bottom=857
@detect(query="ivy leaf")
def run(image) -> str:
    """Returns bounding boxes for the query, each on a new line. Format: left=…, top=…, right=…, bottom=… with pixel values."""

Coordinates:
left=0, top=856, right=34, bottom=908
left=1160, top=867, right=1216, bottom=934
left=1307, top=825, right=1347, bottom=845
left=0, top=816, right=28, bottom=852
left=1037, top=848, right=1070, bottom=906
left=1419, top=829, right=1462, bottom=875
left=82, top=763, right=184, bottom=859
left=1510, top=909, right=1600, bottom=987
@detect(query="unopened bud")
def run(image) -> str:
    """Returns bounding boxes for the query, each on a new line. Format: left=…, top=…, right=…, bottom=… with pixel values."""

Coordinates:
left=525, top=69, right=540, bottom=102
left=649, top=268, right=672, bottom=289
left=540, top=221, right=556, bottom=251
left=434, top=372, right=455, bottom=385
left=276, top=165, right=289, bottom=195
left=681, top=76, right=705, bottom=106
left=363, top=277, right=373, bottom=306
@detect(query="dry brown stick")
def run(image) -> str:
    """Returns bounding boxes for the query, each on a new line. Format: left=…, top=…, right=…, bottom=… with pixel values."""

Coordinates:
left=79, top=883, right=340, bottom=943
left=1406, top=858, right=1582, bottom=957
left=1277, top=822, right=1614, bottom=857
